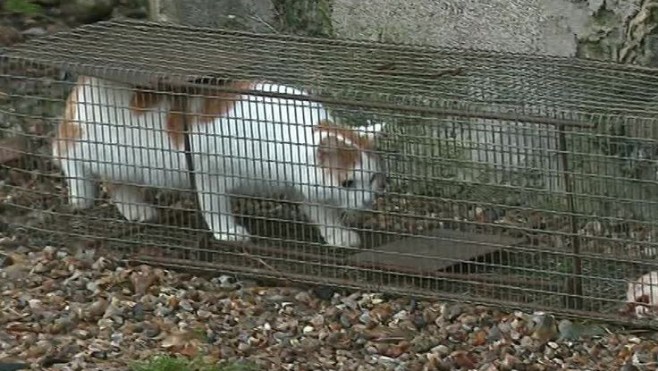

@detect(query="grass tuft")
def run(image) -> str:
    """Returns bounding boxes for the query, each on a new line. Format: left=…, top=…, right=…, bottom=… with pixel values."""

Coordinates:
left=131, top=355, right=261, bottom=371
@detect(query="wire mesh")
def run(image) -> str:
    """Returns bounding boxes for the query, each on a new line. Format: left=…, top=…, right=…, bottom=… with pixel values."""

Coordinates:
left=2, top=19, right=658, bottom=327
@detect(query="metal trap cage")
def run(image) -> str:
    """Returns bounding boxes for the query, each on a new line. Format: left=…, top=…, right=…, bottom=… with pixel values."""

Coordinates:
left=2, top=19, right=658, bottom=327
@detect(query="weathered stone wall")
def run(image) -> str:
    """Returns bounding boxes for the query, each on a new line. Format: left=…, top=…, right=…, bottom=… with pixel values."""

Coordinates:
left=333, top=0, right=658, bottom=66
left=150, top=0, right=657, bottom=63
left=148, top=0, right=333, bottom=36
left=334, top=0, right=589, bottom=56
left=148, top=0, right=276, bottom=33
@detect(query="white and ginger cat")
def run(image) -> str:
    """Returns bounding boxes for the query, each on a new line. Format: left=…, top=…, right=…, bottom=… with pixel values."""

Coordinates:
left=52, top=76, right=387, bottom=248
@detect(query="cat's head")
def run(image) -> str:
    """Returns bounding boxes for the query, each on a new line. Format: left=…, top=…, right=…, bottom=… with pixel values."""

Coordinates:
left=313, top=119, right=388, bottom=211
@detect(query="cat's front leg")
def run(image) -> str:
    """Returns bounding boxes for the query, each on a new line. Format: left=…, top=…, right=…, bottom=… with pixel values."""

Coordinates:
left=196, top=172, right=251, bottom=242
left=107, top=183, right=158, bottom=222
left=300, top=202, right=361, bottom=248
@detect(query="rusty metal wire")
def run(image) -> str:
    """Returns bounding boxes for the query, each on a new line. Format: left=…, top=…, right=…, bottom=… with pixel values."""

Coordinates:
left=1, top=19, right=658, bottom=328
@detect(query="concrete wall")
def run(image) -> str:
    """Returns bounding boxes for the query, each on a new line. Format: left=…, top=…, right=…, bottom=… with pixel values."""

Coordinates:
left=148, top=0, right=332, bottom=36
left=149, top=0, right=653, bottom=62
left=334, top=0, right=590, bottom=56
left=332, top=0, right=657, bottom=65
left=148, top=0, right=276, bottom=33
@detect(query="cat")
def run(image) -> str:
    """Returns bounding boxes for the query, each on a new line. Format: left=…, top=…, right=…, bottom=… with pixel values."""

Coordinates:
left=52, top=75, right=388, bottom=248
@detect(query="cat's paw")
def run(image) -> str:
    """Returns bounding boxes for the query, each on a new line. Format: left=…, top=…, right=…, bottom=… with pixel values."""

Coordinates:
left=324, top=228, right=361, bottom=248
left=67, top=195, right=96, bottom=210
left=116, top=203, right=159, bottom=222
left=213, top=226, right=252, bottom=242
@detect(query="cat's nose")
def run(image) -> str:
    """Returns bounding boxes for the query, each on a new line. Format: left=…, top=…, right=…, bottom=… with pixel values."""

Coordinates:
left=370, top=173, right=388, bottom=195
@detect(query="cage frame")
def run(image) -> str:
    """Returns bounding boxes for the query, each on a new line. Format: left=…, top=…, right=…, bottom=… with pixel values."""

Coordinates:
left=1, top=19, right=658, bottom=328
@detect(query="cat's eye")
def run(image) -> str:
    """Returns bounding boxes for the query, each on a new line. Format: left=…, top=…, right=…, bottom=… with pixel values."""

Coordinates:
left=341, top=179, right=356, bottom=188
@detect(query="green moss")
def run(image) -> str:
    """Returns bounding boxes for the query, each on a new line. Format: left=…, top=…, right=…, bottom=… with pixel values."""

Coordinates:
left=576, top=39, right=607, bottom=60
left=272, top=0, right=334, bottom=38
left=3, top=0, right=44, bottom=16
left=591, top=8, right=617, bottom=27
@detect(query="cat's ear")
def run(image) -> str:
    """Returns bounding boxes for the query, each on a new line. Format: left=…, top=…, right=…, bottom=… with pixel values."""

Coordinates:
left=316, top=130, right=360, bottom=172
left=354, top=120, right=387, bottom=141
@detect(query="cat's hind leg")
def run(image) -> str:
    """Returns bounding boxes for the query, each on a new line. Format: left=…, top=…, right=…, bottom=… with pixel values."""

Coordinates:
left=196, top=171, right=251, bottom=242
left=107, top=183, right=158, bottom=222
left=300, top=202, right=361, bottom=248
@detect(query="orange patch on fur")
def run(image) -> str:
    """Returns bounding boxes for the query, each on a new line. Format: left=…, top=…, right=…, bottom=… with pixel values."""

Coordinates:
left=318, top=136, right=359, bottom=167
left=317, top=133, right=360, bottom=184
left=316, top=120, right=375, bottom=151
left=165, top=96, right=187, bottom=148
left=166, top=80, right=256, bottom=148
left=129, top=89, right=163, bottom=114
left=196, top=80, right=255, bottom=124
left=314, top=120, right=383, bottom=185
left=53, top=76, right=87, bottom=158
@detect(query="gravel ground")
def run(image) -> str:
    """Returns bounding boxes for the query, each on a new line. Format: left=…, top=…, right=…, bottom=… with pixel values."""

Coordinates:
left=1, top=239, right=658, bottom=371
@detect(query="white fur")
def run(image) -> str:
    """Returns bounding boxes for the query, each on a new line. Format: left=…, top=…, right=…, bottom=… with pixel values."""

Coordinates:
left=53, top=76, right=387, bottom=248
left=355, top=120, right=387, bottom=140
